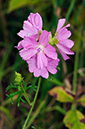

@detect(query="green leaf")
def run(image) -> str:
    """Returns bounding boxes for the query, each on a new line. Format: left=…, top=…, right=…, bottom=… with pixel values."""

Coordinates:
left=48, top=87, right=74, bottom=103
left=72, top=123, right=85, bottom=129
left=77, top=95, right=85, bottom=107
left=6, top=91, right=22, bottom=100
left=31, top=126, right=36, bottom=129
left=8, top=0, right=40, bottom=13
left=8, top=0, right=29, bottom=13
left=63, top=109, right=85, bottom=129
left=20, top=98, right=27, bottom=103
left=6, top=83, right=17, bottom=91
left=16, top=93, right=22, bottom=107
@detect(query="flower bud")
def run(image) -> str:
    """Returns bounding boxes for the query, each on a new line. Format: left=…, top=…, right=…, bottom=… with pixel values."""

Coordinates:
left=15, top=71, right=23, bottom=84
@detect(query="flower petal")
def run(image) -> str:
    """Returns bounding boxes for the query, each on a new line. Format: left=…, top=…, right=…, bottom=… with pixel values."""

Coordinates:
left=37, top=51, right=48, bottom=69
left=15, top=40, right=23, bottom=50
left=41, top=68, right=49, bottom=78
left=19, top=48, right=37, bottom=60
left=56, top=28, right=71, bottom=41
left=17, top=20, right=38, bottom=39
left=34, top=68, right=41, bottom=77
left=59, top=49, right=70, bottom=60
left=44, top=45, right=57, bottom=59
left=57, top=43, right=74, bottom=55
left=27, top=56, right=37, bottom=72
left=58, top=39, right=74, bottom=48
left=23, top=21, right=38, bottom=34
left=39, top=30, right=50, bottom=45
left=64, top=24, right=70, bottom=28
left=56, top=18, right=66, bottom=32
left=28, top=13, right=42, bottom=31
left=22, top=37, right=38, bottom=49
left=17, top=30, right=28, bottom=38
left=47, top=59, right=59, bottom=74
left=34, top=67, right=49, bottom=78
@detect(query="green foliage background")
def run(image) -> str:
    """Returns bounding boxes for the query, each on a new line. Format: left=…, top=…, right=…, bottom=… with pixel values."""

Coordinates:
left=0, top=0, right=85, bottom=129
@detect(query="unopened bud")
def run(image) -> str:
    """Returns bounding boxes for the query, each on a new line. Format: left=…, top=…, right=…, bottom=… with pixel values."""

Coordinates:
left=15, top=71, right=23, bottom=84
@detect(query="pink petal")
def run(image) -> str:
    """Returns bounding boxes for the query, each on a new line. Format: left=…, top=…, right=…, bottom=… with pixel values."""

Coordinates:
left=34, top=67, right=49, bottom=78
left=41, top=68, right=49, bottom=78
left=57, top=43, right=74, bottom=55
left=15, top=40, right=23, bottom=50
left=19, top=48, right=37, bottom=60
left=56, top=18, right=66, bottom=32
left=34, top=68, right=41, bottom=77
left=23, top=21, right=38, bottom=34
left=27, top=56, right=37, bottom=72
left=17, top=29, right=38, bottom=39
left=28, top=13, right=42, bottom=31
left=44, top=45, right=57, bottom=59
left=59, top=50, right=70, bottom=60
left=58, top=39, right=74, bottom=48
left=56, top=28, right=71, bottom=41
left=47, top=59, right=59, bottom=74
left=17, top=30, right=28, bottom=38
left=18, top=20, right=38, bottom=39
left=64, top=24, right=70, bottom=28
left=22, top=37, right=38, bottom=49
left=39, top=30, right=50, bottom=45
left=37, top=51, right=48, bottom=69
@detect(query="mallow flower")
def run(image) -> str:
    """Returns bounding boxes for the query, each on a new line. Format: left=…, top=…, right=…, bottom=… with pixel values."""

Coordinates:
left=55, top=18, right=74, bottom=60
left=27, top=55, right=59, bottom=78
left=16, top=13, right=42, bottom=50
left=18, top=30, right=59, bottom=78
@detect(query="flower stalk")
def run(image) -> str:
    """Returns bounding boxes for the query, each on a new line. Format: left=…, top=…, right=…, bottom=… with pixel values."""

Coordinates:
left=22, top=77, right=41, bottom=129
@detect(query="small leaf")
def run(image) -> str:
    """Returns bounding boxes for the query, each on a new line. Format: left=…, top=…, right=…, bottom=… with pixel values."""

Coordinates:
left=11, top=98, right=14, bottom=104
left=16, top=93, right=22, bottom=107
left=31, top=126, right=36, bottom=129
left=6, top=91, right=22, bottom=100
left=48, top=87, right=74, bottom=103
left=6, top=83, right=17, bottom=91
left=77, top=95, right=85, bottom=107
left=63, top=109, right=85, bottom=129
left=20, top=98, right=27, bottom=103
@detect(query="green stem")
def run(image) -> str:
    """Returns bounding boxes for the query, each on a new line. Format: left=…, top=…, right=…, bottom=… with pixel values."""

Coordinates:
left=72, top=30, right=81, bottom=94
left=26, top=100, right=45, bottom=128
left=22, top=77, right=41, bottom=129
left=45, top=105, right=66, bottom=115
left=21, top=84, right=32, bottom=106
left=47, top=77, right=63, bottom=86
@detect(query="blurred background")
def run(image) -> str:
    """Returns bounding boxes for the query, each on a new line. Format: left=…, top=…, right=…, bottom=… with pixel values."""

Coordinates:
left=0, top=0, right=85, bottom=129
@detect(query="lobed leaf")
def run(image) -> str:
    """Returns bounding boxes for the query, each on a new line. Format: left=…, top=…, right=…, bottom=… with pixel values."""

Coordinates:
left=6, top=91, right=22, bottom=100
left=6, top=83, right=17, bottom=91
left=63, top=109, right=85, bottom=129
left=48, top=87, right=74, bottom=103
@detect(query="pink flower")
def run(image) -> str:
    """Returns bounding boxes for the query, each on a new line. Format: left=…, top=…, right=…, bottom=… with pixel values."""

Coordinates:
left=16, top=13, right=42, bottom=50
left=56, top=18, right=74, bottom=60
left=18, top=30, right=59, bottom=78
left=20, top=30, right=57, bottom=65
left=27, top=55, right=59, bottom=78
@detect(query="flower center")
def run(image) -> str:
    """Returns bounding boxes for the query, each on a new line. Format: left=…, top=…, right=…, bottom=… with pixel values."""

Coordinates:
left=37, top=44, right=44, bottom=52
